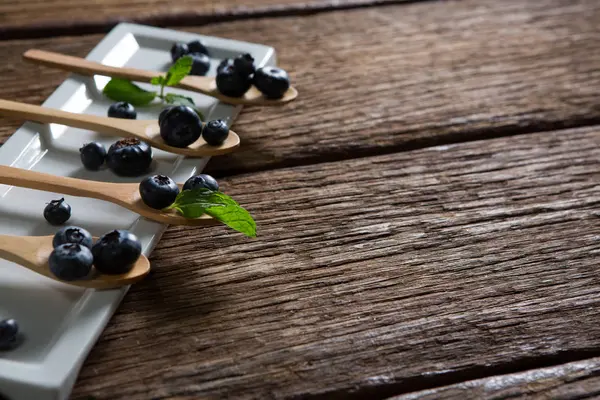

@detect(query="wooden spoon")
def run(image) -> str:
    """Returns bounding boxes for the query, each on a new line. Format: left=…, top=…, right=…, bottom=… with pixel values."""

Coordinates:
left=23, top=49, right=298, bottom=106
left=0, top=234, right=150, bottom=289
left=0, top=165, right=220, bottom=227
left=0, top=99, right=240, bottom=158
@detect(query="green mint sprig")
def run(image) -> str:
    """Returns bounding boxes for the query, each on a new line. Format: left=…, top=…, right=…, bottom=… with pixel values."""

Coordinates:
left=102, top=56, right=204, bottom=120
left=168, top=188, right=257, bottom=238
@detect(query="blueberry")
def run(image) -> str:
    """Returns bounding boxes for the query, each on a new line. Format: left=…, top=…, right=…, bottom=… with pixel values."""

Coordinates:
left=139, top=175, right=180, bottom=209
left=108, top=102, right=137, bottom=119
left=202, top=120, right=229, bottom=146
left=0, top=319, right=19, bottom=351
left=52, top=226, right=93, bottom=249
left=189, top=53, right=211, bottom=76
left=253, top=67, right=291, bottom=99
left=183, top=174, right=219, bottom=192
left=106, top=138, right=153, bottom=177
left=216, top=65, right=252, bottom=98
left=44, top=198, right=71, bottom=226
left=187, top=40, right=209, bottom=56
left=49, top=243, right=93, bottom=281
left=92, top=230, right=142, bottom=275
left=233, top=53, right=255, bottom=78
left=217, top=58, right=234, bottom=75
left=159, top=106, right=202, bottom=148
left=170, top=42, right=189, bottom=63
left=158, top=106, right=174, bottom=126
left=79, top=142, right=106, bottom=171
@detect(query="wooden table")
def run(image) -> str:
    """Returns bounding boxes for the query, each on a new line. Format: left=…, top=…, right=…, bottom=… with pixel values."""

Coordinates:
left=2, top=0, right=600, bottom=398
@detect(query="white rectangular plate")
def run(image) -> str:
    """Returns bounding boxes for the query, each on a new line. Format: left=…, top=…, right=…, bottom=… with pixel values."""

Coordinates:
left=0, top=23, right=274, bottom=400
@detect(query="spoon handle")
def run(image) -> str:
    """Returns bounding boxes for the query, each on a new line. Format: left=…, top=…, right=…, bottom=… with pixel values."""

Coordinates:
left=0, top=98, right=131, bottom=136
left=24, top=49, right=158, bottom=83
left=0, top=235, right=39, bottom=270
left=0, top=165, right=114, bottom=203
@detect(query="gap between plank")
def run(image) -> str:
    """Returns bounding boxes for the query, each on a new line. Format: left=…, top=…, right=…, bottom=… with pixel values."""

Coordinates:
left=206, top=116, right=600, bottom=179
left=302, top=350, right=600, bottom=400
left=0, top=0, right=439, bottom=41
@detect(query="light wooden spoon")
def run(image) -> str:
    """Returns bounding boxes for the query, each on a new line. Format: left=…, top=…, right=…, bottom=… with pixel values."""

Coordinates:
left=0, top=165, right=220, bottom=227
left=0, top=234, right=150, bottom=289
left=0, top=99, right=240, bottom=158
left=24, top=49, right=298, bottom=106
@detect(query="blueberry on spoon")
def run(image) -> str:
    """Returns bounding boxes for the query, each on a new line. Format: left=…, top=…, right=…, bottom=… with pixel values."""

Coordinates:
left=49, top=243, right=94, bottom=281
left=233, top=53, right=255, bottom=78
left=92, top=230, right=142, bottom=275
left=52, top=226, right=93, bottom=249
left=183, top=174, right=219, bottom=192
left=159, top=106, right=203, bottom=148
left=202, top=120, right=229, bottom=146
left=253, top=67, right=291, bottom=99
left=139, top=175, right=180, bottom=209
left=216, top=64, right=251, bottom=98
left=44, top=198, right=71, bottom=226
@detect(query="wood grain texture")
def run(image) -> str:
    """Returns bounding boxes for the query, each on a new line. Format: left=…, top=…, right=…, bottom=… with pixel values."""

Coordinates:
left=391, top=357, right=600, bottom=400
left=0, top=0, right=413, bottom=38
left=1, top=0, right=600, bottom=175
left=70, top=126, right=600, bottom=399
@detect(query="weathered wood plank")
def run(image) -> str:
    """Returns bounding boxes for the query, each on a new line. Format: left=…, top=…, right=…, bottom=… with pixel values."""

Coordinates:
left=391, top=357, right=600, bottom=400
left=0, top=0, right=413, bottom=39
left=71, top=126, right=600, bottom=399
left=1, top=0, right=599, bottom=175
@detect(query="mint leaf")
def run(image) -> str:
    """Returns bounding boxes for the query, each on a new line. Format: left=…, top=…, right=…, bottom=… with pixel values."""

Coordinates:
left=151, top=76, right=165, bottom=86
left=103, top=78, right=156, bottom=106
left=164, top=93, right=205, bottom=121
left=169, top=189, right=256, bottom=238
left=165, top=56, right=193, bottom=87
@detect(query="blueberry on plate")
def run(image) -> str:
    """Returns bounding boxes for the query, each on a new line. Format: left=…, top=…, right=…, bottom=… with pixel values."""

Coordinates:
left=217, top=58, right=234, bottom=75
left=52, top=226, right=93, bottom=249
left=202, top=119, right=229, bottom=146
left=44, top=198, right=71, bottom=226
left=79, top=142, right=106, bottom=171
left=183, top=174, right=219, bottom=192
left=0, top=319, right=19, bottom=351
left=107, top=102, right=137, bottom=120
left=253, top=66, right=291, bottom=99
left=139, top=175, right=180, bottom=209
left=106, top=138, right=153, bottom=177
left=233, top=53, right=255, bottom=78
left=92, top=230, right=142, bottom=275
left=49, top=243, right=93, bottom=281
left=170, top=42, right=189, bottom=63
left=216, top=65, right=252, bottom=98
left=189, top=53, right=211, bottom=76
left=187, top=40, right=209, bottom=56
left=159, top=105, right=203, bottom=148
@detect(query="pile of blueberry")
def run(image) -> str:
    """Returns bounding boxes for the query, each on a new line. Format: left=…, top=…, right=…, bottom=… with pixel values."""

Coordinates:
left=171, top=40, right=211, bottom=76
left=0, top=319, right=19, bottom=351
left=159, top=105, right=230, bottom=148
left=139, top=173, right=219, bottom=210
left=49, top=226, right=142, bottom=281
left=217, top=53, right=291, bottom=99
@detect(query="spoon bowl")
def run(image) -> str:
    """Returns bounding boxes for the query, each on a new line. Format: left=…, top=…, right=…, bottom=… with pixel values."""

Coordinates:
left=24, top=49, right=298, bottom=107
left=0, top=234, right=150, bottom=289
left=0, top=165, right=220, bottom=226
left=0, top=99, right=240, bottom=158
